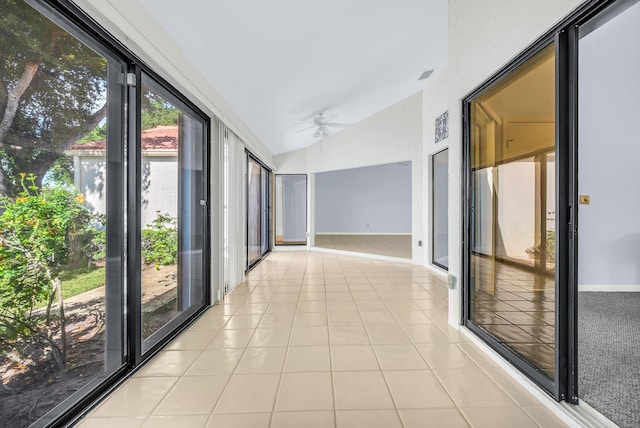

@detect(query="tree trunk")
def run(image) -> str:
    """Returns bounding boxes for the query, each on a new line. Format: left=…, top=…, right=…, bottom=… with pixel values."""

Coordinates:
left=0, top=62, right=39, bottom=145
left=54, top=277, right=67, bottom=366
left=45, top=287, right=56, bottom=324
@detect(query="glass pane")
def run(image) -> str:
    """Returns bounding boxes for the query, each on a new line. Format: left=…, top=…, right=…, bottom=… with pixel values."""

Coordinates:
left=140, top=75, right=205, bottom=343
left=0, top=1, right=123, bottom=425
left=469, top=44, right=556, bottom=377
left=276, top=175, right=307, bottom=244
left=432, top=150, right=449, bottom=269
left=247, top=157, right=262, bottom=265
left=261, top=167, right=269, bottom=255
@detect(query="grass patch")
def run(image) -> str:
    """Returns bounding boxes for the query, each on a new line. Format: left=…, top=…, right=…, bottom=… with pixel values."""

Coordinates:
left=59, top=266, right=106, bottom=299
left=34, top=266, right=105, bottom=308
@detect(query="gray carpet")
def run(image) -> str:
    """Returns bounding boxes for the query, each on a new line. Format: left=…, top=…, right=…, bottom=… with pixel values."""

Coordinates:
left=579, top=292, right=640, bottom=428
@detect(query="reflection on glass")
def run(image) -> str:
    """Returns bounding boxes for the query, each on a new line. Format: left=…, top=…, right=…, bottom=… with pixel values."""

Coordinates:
left=140, top=75, right=205, bottom=343
left=469, top=44, right=556, bottom=377
left=0, top=1, right=122, bottom=425
left=247, top=157, right=262, bottom=265
left=275, top=175, right=308, bottom=245
left=432, top=150, right=449, bottom=269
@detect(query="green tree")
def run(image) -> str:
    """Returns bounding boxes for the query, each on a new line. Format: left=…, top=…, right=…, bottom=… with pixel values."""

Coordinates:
left=141, top=91, right=180, bottom=130
left=0, top=173, right=94, bottom=368
left=0, top=0, right=107, bottom=196
left=142, top=212, right=178, bottom=269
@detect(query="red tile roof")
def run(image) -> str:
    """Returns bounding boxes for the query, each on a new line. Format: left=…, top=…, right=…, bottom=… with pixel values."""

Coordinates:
left=69, top=125, right=178, bottom=151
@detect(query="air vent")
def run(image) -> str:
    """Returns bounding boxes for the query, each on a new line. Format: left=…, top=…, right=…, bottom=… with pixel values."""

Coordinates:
left=418, top=70, right=434, bottom=81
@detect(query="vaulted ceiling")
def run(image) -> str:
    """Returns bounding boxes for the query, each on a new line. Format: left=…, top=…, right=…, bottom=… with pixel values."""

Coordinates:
left=139, top=0, right=448, bottom=154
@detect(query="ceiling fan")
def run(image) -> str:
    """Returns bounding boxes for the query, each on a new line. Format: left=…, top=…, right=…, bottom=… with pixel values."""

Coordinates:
left=295, top=112, right=354, bottom=139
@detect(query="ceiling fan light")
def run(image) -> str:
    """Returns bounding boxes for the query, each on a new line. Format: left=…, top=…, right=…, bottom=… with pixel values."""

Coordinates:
left=313, top=129, right=321, bottom=138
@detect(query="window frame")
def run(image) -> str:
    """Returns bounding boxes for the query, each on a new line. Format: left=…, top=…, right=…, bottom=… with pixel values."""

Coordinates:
left=431, top=148, right=449, bottom=270
left=460, top=0, right=634, bottom=404
left=6, top=1, right=213, bottom=426
left=245, top=150, right=272, bottom=272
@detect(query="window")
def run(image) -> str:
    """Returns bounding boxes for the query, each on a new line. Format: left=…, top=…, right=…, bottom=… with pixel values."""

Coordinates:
left=138, top=74, right=208, bottom=353
left=432, top=149, right=449, bottom=269
left=465, top=43, right=557, bottom=381
left=246, top=152, right=271, bottom=270
left=0, top=1, right=210, bottom=425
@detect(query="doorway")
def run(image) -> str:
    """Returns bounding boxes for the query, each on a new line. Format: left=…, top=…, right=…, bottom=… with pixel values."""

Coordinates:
left=577, top=2, right=640, bottom=426
left=275, top=174, right=308, bottom=245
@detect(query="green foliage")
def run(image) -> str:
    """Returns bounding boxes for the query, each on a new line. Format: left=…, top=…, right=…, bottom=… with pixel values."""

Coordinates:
left=141, top=91, right=180, bottom=130
left=77, top=123, right=107, bottom=144
left=0, top=174, right=93, bottom=339
left=141, top=212, right=177, bottom=269
left=525, top=230, right=556, bottom=261
left=43, top=156, right=75, bottom=188
left=32, top=266, right=105, bottom=308
left=0, top=0, right=108, bottom=196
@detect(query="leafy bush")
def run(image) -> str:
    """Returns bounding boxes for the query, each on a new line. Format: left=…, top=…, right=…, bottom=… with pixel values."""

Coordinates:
left=0, top=173, right=94, bottom=367
left=141, top=212, right=177, bottom=268
left=525, top=230, right=556, bottom=261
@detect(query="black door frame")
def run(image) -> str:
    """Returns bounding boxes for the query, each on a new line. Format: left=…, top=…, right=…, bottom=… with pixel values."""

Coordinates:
left=245, top=150, right=272, bottom=271
left=16, top=1, right=213, bottom=426
left=461, top=0, right=629, bottom=404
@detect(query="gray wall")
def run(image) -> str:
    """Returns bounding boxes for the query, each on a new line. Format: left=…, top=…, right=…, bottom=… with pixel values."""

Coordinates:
left=578, top=1, right=640, bottom=288
left=315, top=162, right=411, bottom=234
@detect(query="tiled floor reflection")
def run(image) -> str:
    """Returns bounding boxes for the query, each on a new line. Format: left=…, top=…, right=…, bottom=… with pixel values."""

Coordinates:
left=470, top=255, right=555, bottom=376
left=79, top=251, right=566, bottom=428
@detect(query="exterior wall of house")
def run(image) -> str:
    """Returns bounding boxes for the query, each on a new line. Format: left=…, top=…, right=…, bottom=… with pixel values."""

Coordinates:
left=71, top=151, right=179, bottom=228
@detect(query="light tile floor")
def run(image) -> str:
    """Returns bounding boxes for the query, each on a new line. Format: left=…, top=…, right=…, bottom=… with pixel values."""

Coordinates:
left=78, top=251, right=568, bottom=428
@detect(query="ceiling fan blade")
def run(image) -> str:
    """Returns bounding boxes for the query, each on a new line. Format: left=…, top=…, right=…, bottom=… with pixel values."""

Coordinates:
left=293, top=124, right=316, bottom=133
left=327, top=123, right=354, bottom=128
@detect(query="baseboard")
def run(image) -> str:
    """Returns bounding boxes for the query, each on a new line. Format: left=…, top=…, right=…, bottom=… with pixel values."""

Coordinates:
left=579, top=284, right=640, bottom=292
left=315, top=232, right=411, bottom=236
left=426, top=263, right=448, bottom=278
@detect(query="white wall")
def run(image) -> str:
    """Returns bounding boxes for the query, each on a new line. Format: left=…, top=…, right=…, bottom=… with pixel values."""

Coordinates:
left=422, top=67, right=450, bottom=269
left=315, top=162, right=412, bottom=234
left=578, top=1, right=640, bottom=290
left=447, top=0, right=585, bottom=325
left=275, top=92, right=424, bottom=263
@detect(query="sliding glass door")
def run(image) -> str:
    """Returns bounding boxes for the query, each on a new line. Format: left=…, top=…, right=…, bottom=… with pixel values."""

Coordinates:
left=465, top=43, right=559, bottom=392
left=138, top=74, right=208, bottom=353
left=246, top=152, right=271, bottom=270
left=0, top=1, right=211, bottom=424
left=0, top=1, right=127, bottom=425
left=275, top=174, right=308, bottom=245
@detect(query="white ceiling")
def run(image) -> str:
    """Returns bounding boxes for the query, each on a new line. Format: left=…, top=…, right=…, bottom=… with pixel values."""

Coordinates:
left=139, top=0, right=448, bottom=155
